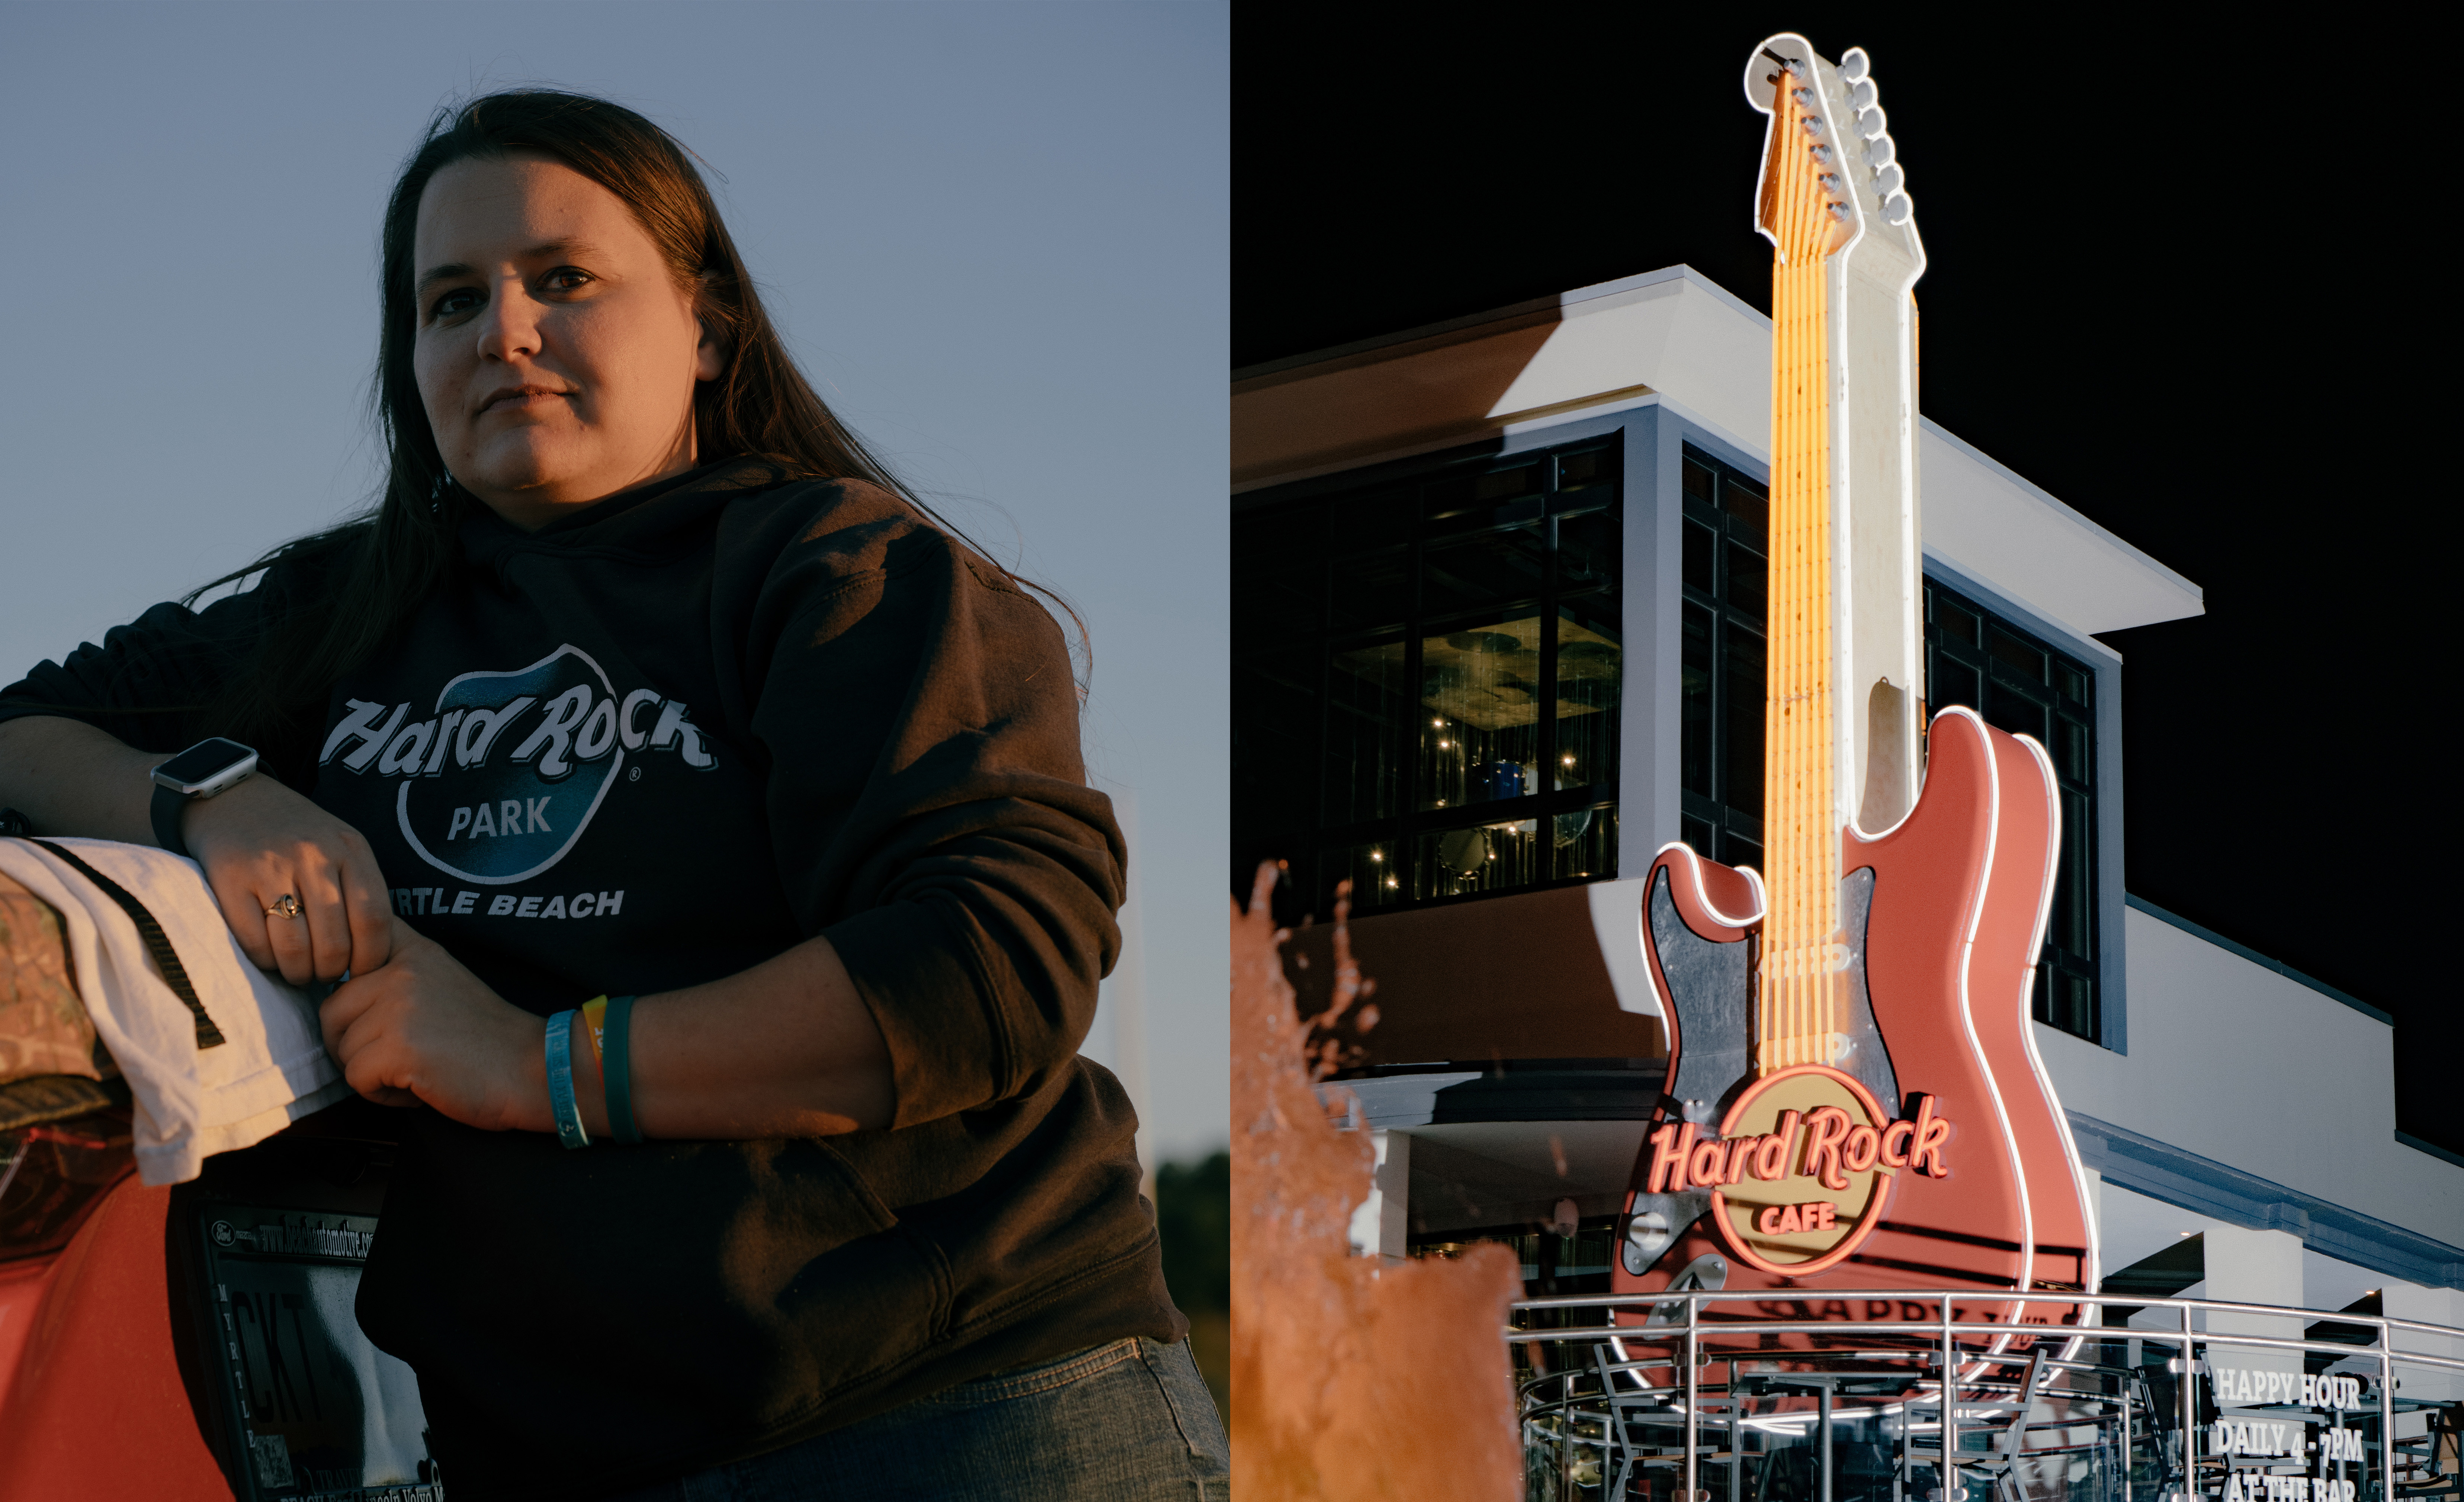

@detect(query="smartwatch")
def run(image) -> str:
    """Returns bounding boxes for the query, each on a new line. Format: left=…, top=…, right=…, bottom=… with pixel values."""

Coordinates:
left=149, top=737, right=259, bottom=859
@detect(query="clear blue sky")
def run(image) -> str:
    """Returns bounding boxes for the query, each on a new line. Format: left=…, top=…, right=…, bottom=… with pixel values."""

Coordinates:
left=0, top=1, right=1228, bottom=1161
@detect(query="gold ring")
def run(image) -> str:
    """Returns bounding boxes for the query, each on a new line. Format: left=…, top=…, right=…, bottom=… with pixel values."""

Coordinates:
left=265, top=894, right=301, bottom=919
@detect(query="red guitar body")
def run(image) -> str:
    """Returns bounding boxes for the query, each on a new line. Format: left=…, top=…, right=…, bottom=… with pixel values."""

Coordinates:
left=1610, top=708, right=2096, bottom=1350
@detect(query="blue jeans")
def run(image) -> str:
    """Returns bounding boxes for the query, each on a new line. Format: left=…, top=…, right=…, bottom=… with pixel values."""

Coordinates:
left=594, top=1337, right=1230, bottom=1501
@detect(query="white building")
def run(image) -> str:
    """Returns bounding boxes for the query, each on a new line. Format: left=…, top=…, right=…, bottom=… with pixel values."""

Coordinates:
left=1231, top=263, right=2463, bottom=1376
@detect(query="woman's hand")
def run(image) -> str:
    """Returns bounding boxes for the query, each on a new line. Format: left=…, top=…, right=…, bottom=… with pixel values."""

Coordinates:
left=318, top=918, right=550, bottom=1131
left=184, top=774, right=393, bottom=985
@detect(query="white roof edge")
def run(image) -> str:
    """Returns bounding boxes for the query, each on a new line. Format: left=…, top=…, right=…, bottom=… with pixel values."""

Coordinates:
left=1557, top=263, right=1772, bottom=330
left=1919, top=417, right=2206, bottom=609
left=1232, top=263, right=1767, bottom=385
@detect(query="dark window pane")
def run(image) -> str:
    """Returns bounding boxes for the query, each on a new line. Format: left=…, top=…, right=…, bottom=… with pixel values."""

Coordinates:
left=1417, top=815, right=1545, bottom=900
left=1682, top=812, right=1716, bottom=857
left=1425, top=464, right=1542, bottom=537
left=1329, top=486, right=1414, bottom=555
left=1985, top=680, right=2045, bottom=744
left=1232, top=498, right=1318, bottom=562
left=1721, top=621, right=1765, bottom=818
left=1326, top=549, right=1411, bottom=633
left=1988, top=627, right=2044, bottom=682
left=1422, top=525, right=1545, bottom=616
left=1682, top=602, right=1713, bottom=797
left=1323, top=641, right=1407, bottom=826
left=2037, top=969, right=2094, bottom=1041
left=2057, top=718, right=2091, bottom=785
left=1477, top=465, right=1539, bottom=501
left=1557, top=447, right=1614, bottom=494
left=1231, top=654, right=1319, bottom=865
left=1418, top=620, right=1543, bottom=813
left=1555, top=601, right=1620, bottom=792
left=1721, top=476, right=1769, bottom=537
left=1553, top=801, right=1616, bottom=881
left=1721, top=826, right=1763, bottom=875
left=1938, top=600, right=1979, bottom=647
left=2059, top=788, right=2093, bottom=958
left=1559, top=507, right=1621, bottom=593
left=1232, top=556, right=1322, bottom=641
left=1726, top=541, right=1767, bottom=621
left=1682, top=457, right=1715, bottom=506
left=1683, top=519, right=1714, bottom=595
left=1323, top=839, right=1404, bottom=914
left=2057, top=664, right=2089, bottom=705
left=1930, top=653, right=1979, bottom=713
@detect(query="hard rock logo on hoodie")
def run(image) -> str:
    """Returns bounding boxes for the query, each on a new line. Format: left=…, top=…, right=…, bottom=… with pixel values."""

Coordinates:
left=320, top=645, right=713, bottom=883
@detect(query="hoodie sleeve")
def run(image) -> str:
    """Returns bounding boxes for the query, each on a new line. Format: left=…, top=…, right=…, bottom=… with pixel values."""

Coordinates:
left=736, top=482, right=1123, bottom=1129
left=0, top=588, right=273, bottom=756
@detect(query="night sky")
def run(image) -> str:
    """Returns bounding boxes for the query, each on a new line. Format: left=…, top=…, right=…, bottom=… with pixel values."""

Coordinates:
left=1235, top=14, right=2451, bottom=1152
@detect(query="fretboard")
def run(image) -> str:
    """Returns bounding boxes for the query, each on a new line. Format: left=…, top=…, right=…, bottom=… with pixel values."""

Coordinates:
left=1758, top=75, right=1849, bottom=1074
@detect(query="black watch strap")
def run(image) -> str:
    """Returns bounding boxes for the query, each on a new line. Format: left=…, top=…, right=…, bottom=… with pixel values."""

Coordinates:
left=151, top=781, right=192, bottom=859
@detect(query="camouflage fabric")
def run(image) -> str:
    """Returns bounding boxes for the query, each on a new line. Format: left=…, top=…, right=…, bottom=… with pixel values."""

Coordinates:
left=0, top=871, right=102, bottom=1086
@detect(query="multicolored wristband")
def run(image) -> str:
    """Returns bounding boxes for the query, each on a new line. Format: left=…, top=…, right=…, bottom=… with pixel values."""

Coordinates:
left=579, top=994, right=643, bottom=1145
left=545, top=1009, right=590, bottom=1150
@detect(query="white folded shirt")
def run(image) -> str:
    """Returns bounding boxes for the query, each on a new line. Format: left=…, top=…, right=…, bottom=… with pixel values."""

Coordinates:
left=0, top=836, right=349, bottom=1184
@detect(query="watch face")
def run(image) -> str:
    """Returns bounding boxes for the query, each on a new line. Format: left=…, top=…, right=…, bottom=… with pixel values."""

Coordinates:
left=155, top=737, right=256, bottom=790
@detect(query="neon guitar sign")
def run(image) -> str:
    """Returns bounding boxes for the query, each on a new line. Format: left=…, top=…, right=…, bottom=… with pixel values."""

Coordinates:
left=1611, top=35, right=2098, bottom=1333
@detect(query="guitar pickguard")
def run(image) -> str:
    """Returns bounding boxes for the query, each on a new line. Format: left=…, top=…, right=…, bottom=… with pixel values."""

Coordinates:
left=1649, top=865, right=1749, bottom=1125
left=1628, top=858, right=1902, bottom=1281
left=1833, top=867, right=1899, bottom=1112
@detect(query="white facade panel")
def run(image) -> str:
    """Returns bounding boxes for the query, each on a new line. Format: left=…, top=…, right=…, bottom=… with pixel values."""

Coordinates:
left=2036, top=906, right=2464, bottom=1249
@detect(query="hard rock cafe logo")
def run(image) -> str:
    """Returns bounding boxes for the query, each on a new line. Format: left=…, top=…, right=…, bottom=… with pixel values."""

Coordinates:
left=1645, top=1064, right=1955, bottom=1276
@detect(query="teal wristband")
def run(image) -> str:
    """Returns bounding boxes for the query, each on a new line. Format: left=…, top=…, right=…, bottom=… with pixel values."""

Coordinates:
left=603, top=994, right=641, bottom=1145
left=545, top=1010, right=590, bottom=1150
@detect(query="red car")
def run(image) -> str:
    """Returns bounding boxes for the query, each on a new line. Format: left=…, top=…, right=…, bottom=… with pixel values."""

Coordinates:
left=2, top=1078, right=441, bottom=1500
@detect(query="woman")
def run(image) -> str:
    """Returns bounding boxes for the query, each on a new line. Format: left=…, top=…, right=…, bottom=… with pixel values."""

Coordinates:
left=0, top=91, right=1222, bottom=1500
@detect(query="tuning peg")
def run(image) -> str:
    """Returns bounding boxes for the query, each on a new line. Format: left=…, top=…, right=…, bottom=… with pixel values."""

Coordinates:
left=1809, top=144, right=1833, bottom=164
left=1792, top=87, right=1815, bottom=108
left=1882, top=192, right=1914, bottom=225
left=1817, top=173, right=1843, bottom=194
left=1802, top=115, right=1827, bottom=136
left=1857, top=107, right=1886, bottom=139
left=1865, top=134, right=1896, bottom=168
left=1849, top=80, right=1877, bottom=112
left=1826, top=202, right=1852, bottom=223
left=1839, top=46, right=1872, bottom=83
left=1874, top=163, right=1905, bottom=197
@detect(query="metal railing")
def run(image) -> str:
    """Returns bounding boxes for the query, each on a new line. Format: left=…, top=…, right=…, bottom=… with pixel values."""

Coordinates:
left=1505, top=1288, right=2464, bottom=1502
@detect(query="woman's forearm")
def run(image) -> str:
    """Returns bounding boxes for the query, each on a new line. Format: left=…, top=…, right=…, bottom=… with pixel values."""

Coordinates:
left=1, top=714, right=395, bottom=981
left=0, top=715, right=166, bottom=843
left=558, top=935, right=896, bottom=1141
left=1, top=717, right=893, bottom=1139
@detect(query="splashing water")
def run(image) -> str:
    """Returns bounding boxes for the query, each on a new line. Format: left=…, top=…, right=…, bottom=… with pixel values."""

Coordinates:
left=1231, top=863, right=1521, bottom=1499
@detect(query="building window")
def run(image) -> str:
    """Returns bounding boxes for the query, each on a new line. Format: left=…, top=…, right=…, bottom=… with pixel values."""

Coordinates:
left=1231, top=437, right=1622, bottom=916
left=1677, top=446, right=1769, bottom=872
left=1924, top=580, right=2100, bottom=1042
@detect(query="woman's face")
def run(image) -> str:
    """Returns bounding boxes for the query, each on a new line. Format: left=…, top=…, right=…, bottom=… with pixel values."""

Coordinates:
left=411, top=152, right=724, bottom=529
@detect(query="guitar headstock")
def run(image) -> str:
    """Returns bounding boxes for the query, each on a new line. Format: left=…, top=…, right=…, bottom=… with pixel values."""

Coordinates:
left=1744, top=35, right=1918, bottom=261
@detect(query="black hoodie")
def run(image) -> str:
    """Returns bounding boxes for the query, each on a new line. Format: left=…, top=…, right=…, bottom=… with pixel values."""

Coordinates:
left=0, top=459, right=1179, bottom=1498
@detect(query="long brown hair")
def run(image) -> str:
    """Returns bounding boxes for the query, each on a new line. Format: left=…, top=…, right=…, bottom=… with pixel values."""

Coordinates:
left=202, top=89, right=1065, bottom=778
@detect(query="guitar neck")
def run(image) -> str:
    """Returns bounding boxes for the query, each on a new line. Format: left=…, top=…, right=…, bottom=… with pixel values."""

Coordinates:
left=1759, top=70, right=1848, bottom=1073
left=1745, top=41, right=1926, bottom=1076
